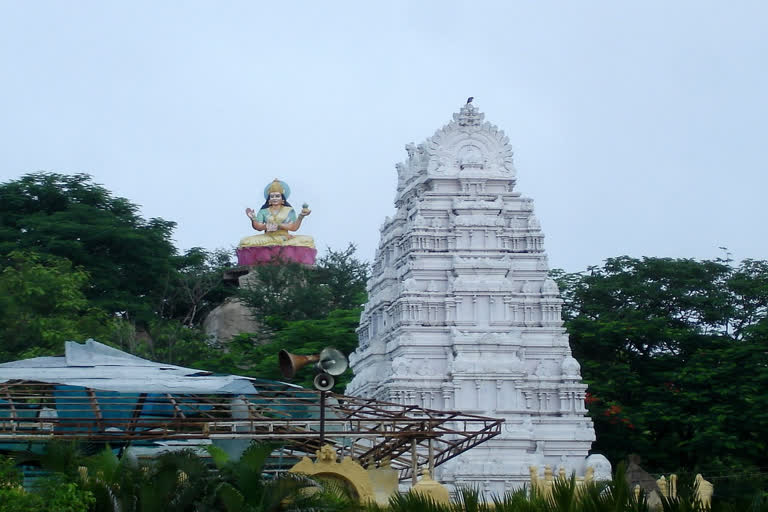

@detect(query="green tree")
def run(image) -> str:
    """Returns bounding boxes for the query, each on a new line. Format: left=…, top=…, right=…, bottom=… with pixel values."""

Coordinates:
left=0, top=453, right=22, bottom=487
left=160, top=247, right=236, bottom=327
left=129, top=318, right=220, bottom=369
left=223, top=246, right=368, bottom=390
left=30, top=442, right=218, bottom=512
left=0, top=251, right=107, bottom=361
left=238, top=259, right=332, bottom=325
left=0, top=478, right=94, bottom=512
left=0, top=173, right=178, bottom=322
left=211, top=308, right=361, bottom=389
left=238, top=245, right=369, bottom=328
left=554, top=256, right=768, bottom=473
left=315, top=244, right=370, bottom=311
left=0, top=452, right=94, bottom=512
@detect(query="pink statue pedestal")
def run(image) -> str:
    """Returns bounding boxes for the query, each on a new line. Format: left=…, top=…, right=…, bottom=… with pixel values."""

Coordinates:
left=236, top=246, right=317, bottom=266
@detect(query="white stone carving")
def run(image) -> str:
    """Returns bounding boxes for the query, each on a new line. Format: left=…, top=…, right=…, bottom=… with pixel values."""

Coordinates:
left=584, top=454, right=612, bottom=482
left=542, top=278, right=560, bottom=296
left=561, top=352, right=582, bottom=377
left=346, top=102, right=601, bottom=496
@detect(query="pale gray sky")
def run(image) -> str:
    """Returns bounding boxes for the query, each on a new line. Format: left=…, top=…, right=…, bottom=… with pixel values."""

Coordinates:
left=1, top=1, right=766, bottom=272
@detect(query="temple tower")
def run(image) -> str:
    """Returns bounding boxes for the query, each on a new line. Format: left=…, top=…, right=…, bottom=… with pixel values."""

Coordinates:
left=346, top=102, right=599, bottom=495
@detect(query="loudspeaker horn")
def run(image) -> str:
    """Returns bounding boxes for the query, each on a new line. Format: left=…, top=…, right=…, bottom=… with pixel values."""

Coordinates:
left=317, top=348, right=348, bottom=376
left=313, top=372, right=335, bottom=391
left=278, top=350, right=320, bottom=379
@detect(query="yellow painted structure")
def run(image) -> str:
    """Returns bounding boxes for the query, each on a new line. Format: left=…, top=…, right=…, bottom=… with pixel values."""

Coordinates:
left=290, top=445, right=375, bottom=503
left=367, top=458, right=399, bottom=506
left=695, top=474, right=713, bottom=510
left=657, top=472, right=713, bottom=509
left=411, top=469, right=451, bottom=504
left=529, top=465, right=595, bottom=498
left=529, top=465, right=713, bottom=510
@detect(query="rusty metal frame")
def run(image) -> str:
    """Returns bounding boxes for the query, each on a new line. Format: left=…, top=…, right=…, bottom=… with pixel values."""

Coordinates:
left=0, top=379, right=502, bottom=480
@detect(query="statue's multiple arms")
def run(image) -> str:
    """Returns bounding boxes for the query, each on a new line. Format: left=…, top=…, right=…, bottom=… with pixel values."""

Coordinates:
left=245, top=206, right=311, bottom=233
left=245, top=208, right=268, bottom=231
left=279, top=206, right=311, bottom=232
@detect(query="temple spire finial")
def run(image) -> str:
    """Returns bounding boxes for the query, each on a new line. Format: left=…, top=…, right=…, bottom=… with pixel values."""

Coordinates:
left=454, top=99, right=484, bottom=126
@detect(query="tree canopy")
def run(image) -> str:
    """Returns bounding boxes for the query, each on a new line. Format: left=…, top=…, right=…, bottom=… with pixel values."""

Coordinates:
left=554, top=256, right=768, bottom=473
left=237, top=244, right=368, bottom=327
left=0, top=251, right=107, bottom=361
left=0, top=173, right=179, bottom=322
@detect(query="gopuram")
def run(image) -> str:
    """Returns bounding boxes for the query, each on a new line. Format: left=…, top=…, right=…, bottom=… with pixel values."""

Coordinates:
left=346, top=101, right=605, bottom=495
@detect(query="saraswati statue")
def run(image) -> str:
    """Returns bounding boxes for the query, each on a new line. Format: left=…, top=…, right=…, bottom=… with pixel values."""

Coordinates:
left=236, top=178, right=317, bottom=265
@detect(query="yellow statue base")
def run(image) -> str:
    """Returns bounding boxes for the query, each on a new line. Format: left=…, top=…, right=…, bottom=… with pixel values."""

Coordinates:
left=238, top=231, right=315, bottom=248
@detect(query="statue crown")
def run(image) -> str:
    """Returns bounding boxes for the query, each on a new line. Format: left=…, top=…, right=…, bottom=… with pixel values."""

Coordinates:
left=267, top=179, right=284, bottom=195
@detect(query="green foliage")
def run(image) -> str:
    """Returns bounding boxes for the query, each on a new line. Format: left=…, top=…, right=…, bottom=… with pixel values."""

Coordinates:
left=363, top=465, right=652, bottom=512
left=227, top=245, right=368, bottom=390
left=0, top=250, right=107, bottom=361
left=0, top=454, right=22, bottom=487
left=382, top=491, right=450, bottom=512
left=239, top=259, right=329, bottom=324
left=0, top=486, right=43, bottom=512
left=0, top=450, right=93, bottom=512
left=0, top=173, right=237, bottom=362
left=161, top=247, right=237, bottom=326
left=140, top=449, right=216, bottom=512
left=120, top=317, right=220, bottom=368
left=0, top=171, right=363, bottom=385
left=238, top=244, right=368, bottom=327
left=573, top=463, right=648, bottom=512
left=33, top=476, right=96, bottom=512
left=264, top=307, right=362, bottom=390
left=366, top=464, right=650, bottom=512
left=310, top=479, right=363, bottom=511
left=455, top=487, right=493, bottom=512
left=40, top=439, right=82, bottom=476
left=553, top=256, right=768, bottom=473
left=315, top=244, right=370, bottom=311
left=207, top=442, right=334, bottom=512
left=206, top=308, right=362, bottom=389
left=5, top=444, right=765, bottom=512
left=29, top=442, right=218, bottom=512
left=0, top=173, right=179, bottom=323
left=489, top=486, right=547, bottom=512
left=707, top=470, right=768, bottom=512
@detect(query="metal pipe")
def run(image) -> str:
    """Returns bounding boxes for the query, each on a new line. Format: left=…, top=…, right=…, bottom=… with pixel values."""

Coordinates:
left=319, top=390, right=326, bottom=445
left=428, top=437, right=434, bottom=475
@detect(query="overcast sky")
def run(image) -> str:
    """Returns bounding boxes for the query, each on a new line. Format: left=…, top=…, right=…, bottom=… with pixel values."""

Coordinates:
left=1, top=1, right=766, bottom=272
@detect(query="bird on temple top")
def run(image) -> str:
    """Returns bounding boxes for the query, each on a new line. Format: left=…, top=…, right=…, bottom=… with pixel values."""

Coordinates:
left=466, top=96, right=474, bottom=104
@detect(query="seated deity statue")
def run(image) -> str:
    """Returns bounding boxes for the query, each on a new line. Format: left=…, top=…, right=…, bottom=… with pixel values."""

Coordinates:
left=236, top=179, right=317, bottom=265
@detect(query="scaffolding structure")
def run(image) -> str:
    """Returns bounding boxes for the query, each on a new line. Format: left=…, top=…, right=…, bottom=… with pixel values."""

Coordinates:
left=0, top=379, right=502, bottom=480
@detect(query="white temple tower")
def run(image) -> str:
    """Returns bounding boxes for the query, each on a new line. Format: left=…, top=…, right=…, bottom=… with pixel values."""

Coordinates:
left=346, top=102, right=601, bottom=495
